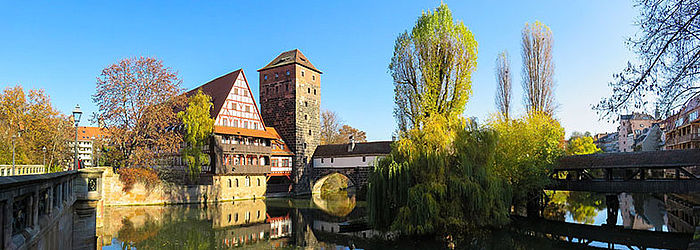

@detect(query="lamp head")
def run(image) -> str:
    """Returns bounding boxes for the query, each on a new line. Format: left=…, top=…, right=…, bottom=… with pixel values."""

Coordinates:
left=72, top=104, right=83, bottom=124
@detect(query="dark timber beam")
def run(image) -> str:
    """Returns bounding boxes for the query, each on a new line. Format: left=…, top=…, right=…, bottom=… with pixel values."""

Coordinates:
left=547, top=180, right=700, bottom=194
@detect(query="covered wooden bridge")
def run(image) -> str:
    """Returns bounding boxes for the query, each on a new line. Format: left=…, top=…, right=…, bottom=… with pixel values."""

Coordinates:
left=549, top=149, right=700, bottom=193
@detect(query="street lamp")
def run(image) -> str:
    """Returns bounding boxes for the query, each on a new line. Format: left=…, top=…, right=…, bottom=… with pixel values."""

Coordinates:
left=72, top=104, right=82, bottom=171
left=42, top=146, right=47, bottom=168
left=10, top=120, right=23, bottom=176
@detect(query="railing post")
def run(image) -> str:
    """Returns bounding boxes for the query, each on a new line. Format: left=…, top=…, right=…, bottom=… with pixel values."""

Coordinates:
left=606, top=168, right=612, bottom=181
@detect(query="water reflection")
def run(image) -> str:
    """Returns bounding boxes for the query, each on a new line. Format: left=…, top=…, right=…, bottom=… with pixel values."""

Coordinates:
left=544, top=191, right=699, bottom=234
left=312, top=190, right=356, bottom=217
left=96, top=191, right=698, bottom=249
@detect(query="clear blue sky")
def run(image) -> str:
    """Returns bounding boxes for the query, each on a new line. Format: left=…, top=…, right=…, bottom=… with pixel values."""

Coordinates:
left=0, top=1, right=638, bottom=140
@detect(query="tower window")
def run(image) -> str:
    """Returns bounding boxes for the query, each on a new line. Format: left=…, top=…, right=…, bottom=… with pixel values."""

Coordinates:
left=275, top=73, right=279, bottom=79
left=331, top=158, right=334, bottom=163
left=308, top=88, right=311, bottom=94
left=305, top=115, right=308, bottom=120
left=305, top=101, right=308, bottom=107
left=286, top=70, right=290, bottom=76
left=264, top=75, right=268, bottom=80
left=363, top=156, right=366, bottom=162
left=301, top=70, right=305, bottom=77
left=309, top=130, right=311, bottom=135
left=286, top=84, right=289, bottom=91
left=314, top=89, right=316, bottom=95
left=312, top=75, right=315, bottom=81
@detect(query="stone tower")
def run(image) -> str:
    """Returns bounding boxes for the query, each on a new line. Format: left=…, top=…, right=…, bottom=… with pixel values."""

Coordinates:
left=258, top=49, right=321, bottom=194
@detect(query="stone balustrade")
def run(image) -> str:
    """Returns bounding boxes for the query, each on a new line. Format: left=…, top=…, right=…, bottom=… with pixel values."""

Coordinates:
left=0, top=167, right=106, bottom=250
left=0, top=165, right=46, bottom=176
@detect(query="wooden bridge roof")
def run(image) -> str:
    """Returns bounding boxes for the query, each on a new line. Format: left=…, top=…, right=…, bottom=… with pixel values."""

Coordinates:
left=555, top=149, right=700, bottom=170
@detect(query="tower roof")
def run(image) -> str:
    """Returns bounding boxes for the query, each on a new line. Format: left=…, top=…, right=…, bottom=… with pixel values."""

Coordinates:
left=258, top=49, right=322, bottom=73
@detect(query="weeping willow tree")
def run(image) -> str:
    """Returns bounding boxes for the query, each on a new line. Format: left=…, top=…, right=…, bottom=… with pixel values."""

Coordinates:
left=368, top=116, right=512, bottom=234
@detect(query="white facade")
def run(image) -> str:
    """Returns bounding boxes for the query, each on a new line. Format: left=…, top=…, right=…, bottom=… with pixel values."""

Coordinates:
left=68, top=140, right=95, bottom=167
left=312, top=155, right=382, bottom=168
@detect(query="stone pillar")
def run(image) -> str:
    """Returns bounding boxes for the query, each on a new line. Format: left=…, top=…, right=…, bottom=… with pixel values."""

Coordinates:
left=72, top=168, right=105, bottom=250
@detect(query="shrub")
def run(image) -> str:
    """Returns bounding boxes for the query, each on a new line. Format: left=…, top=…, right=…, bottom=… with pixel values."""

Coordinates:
left=118, top=167, right=160, bottom=192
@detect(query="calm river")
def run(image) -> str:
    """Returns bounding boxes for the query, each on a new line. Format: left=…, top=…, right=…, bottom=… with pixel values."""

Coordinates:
left=97, top=191, right=697, bottom=249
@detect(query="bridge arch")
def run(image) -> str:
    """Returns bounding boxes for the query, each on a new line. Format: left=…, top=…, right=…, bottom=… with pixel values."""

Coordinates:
left=312, top=172, right=355, bottom=195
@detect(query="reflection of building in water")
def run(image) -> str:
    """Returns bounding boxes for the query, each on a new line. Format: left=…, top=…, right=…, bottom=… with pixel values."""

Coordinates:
left=666, top=194, right=699, bottom=233
left=312, top=220, right=383, bottom=239
left=268, top=214, right=292, bottom=239
left=619, top=193, right=668, bottom=231
left=212, top=199, right=267, bottom=228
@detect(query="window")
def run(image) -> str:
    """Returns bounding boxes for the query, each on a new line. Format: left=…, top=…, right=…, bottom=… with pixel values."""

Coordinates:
left=286, top=84, right=289, bottom=91
left=257, top=178, right=261, bottom=186
left=286, top=70, right=290, bottom=76
left=235, top=178, right=239, bottom=187
left=312, top=75, right=315, bottom=81
left=233, top=120, right=238, bottom=127
left=690, top=111, right=698, bottom=121
left=223, top=119, right=229, bottom=126
left=362, top=156, right=366, bottom=162
left=275, top=73, right=279, bottom=79
left=305, top=115, right=308, bottom=120
left=301, top=70, right=305, bottom=77
left=331, top=158, right=334, bottom=163
left=245, top=106, right=250, bottom=112
left=244, top=121, right=249, bottom=129
left=321, top=158, right=324, bottom=163
left=307, top=88, right=311, bottom=94
left=228, top=214, right=231, bottom=222
left=305, top=102, right=308, bottom=107
left=228, top=179, right=232, bottom=187
left=234, top=88, right=238, bottom=95
left=245, top=176, right=250, bottom=186
left=314, top=89, right=316, bottom=95
left=264, top=75, right=268, bottom=80
left=640, top=124, right=644, bottom=128
left=309, top=130, right=311, bottom=135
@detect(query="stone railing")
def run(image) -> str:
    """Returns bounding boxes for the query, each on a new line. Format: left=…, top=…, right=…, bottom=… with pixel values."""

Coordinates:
left=0, top=167, right=107, bottom=250
left=0, top=165, right=46, bottom=176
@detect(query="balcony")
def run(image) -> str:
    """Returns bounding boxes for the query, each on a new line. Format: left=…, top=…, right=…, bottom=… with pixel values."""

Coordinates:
left=667, top=133, right=700, bottom=146
left=271, top=166, right=292, bottom=173
left=220, top=144, right=271, bottom=155
left=216, top=164, right=271, bottom=175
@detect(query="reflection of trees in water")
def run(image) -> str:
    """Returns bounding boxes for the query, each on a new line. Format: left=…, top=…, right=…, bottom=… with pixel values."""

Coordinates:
left=544, top=191, right=605, bottom=224
left=313, top=190, right=357, bottom=217
left=114, top=208, right=214, bottom=249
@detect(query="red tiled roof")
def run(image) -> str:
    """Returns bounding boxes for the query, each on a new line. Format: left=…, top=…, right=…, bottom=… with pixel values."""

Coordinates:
left=258, top=49, right=322, bottom=73
left=77, top=126, right=109, bottom=141
left=267, top=127, right=294, bottom=156
left=186, top=69, right=241, bottom=120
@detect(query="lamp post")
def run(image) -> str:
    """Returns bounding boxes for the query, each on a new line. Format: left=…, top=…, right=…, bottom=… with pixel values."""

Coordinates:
left=42, top=146, right=47, bottom=168
left=72, top=104, right=82, bottom=171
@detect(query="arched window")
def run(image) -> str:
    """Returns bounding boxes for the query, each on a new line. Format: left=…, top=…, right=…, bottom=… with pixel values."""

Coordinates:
left=245, top=176, right=250, bottom=187
left=228, top=179, right=232, bottom=188
left=235, top=178, right=239, bottom=187
left=257, top=178, right=261, bottom=186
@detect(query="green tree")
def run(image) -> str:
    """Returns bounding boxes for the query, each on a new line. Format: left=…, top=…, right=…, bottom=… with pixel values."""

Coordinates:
left=368, top=116, right=511, bottom=235
left=566, top=136, right=601, bottom=156
left=490, top=112, right=565, bottom=214
left=178, top=89, right=214, bottom=181
left=389, top=3, right=478, bottom=132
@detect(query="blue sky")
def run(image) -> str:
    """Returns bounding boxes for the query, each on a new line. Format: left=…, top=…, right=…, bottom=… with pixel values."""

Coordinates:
left=0, top=1, right=638, bottom=140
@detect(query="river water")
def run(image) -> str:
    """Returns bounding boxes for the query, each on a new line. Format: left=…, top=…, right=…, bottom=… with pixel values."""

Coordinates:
left=96, top=191, right=697, bottom=249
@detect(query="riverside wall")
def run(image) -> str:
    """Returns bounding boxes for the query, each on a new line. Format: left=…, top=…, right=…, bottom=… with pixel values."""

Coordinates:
left=99, top=167, right=267, bottom=206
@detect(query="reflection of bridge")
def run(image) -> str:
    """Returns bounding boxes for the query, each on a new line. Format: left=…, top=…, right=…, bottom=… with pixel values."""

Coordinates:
left=511, top=216, right=691, bottom=249
left=549, top=149, right=700, bottom=193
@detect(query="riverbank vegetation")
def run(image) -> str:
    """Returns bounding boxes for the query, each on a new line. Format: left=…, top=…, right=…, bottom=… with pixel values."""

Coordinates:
left=368, top=3, right=566, bottom=237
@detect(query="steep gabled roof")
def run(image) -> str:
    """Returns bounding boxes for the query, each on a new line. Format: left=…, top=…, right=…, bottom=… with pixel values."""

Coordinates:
left=258, top=49, right=322, bottom=73
left=213, top=126, right=276, bottom=139
left=313, top=141, right=393, bottom=158
left=186, top=69, right=242, bottom=118
left=267, top=127, right=294, bottom=156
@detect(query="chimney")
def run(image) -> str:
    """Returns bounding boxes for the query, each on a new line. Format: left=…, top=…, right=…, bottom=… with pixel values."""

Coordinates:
left=348, top=135, right=355, bottom=152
